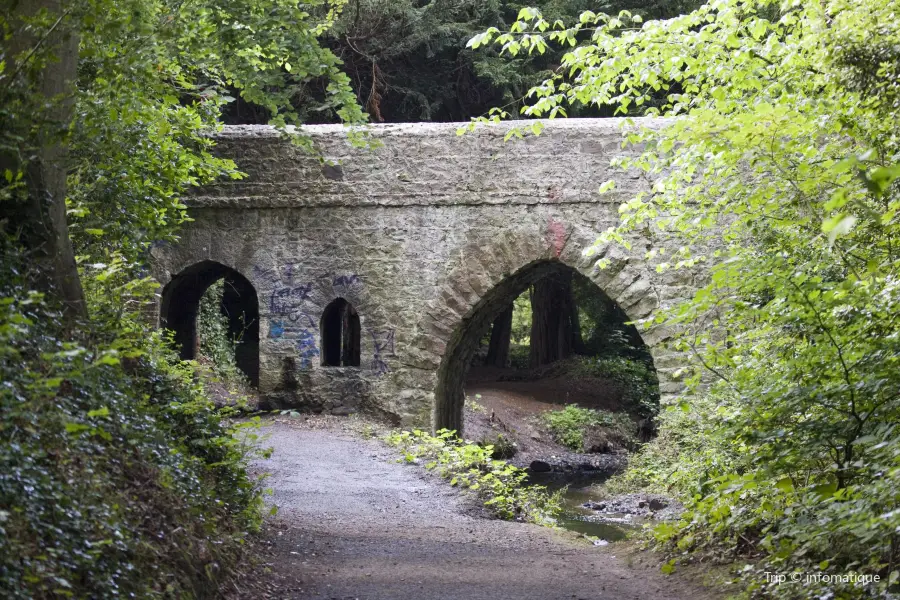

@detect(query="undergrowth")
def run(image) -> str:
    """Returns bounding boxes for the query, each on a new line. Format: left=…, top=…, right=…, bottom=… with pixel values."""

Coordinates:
left=0, top=247, right=264, bottom=598
left=384, top=429, right=561, bottom=525
left=540, top=405, right=637, bottom=452
left=560, top=356, right=659, bottom=419
left=606, top=393, right=900, bottom=598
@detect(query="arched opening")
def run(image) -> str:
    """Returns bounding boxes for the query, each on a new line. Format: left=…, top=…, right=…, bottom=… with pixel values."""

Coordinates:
left=434, top=260, right=658, bottom=439
left=320, top=298, right=361, bottom=367
left=160, top=261, right=260, bottom=387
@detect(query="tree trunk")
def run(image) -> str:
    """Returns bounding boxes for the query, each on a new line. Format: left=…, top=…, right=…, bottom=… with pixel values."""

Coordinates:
left=529, top=271, right=577, bottom=368
left=5, top=0, right=85, bottom=320
left=564, top=280, right=584, bottom=354
left=484, top=305, right=513, bottom=367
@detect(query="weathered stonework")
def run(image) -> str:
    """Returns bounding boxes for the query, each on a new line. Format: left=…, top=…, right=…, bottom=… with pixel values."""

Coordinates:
left=149, top=117, right=696, bottom=431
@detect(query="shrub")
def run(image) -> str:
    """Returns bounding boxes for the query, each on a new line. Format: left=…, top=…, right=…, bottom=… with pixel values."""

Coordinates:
left=604, top=394, right=738, bottom=497
left=479, top=433, right=518, bottom=459
left=507, top=343, right=530, bottom=369
left=539, top=405, right=637, bottom=452
left=384, top=429, right=560, bottom=524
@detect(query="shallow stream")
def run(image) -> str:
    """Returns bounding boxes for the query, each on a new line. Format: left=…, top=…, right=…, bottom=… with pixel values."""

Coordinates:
left=528, top=473, right=640, bottom=542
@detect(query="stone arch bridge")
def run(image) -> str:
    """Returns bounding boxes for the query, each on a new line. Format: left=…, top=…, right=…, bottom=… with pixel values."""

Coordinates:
left=149, top=118, right=697, bottom=431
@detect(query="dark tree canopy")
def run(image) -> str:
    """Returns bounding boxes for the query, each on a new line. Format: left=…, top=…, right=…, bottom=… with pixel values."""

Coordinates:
left=222, top=0, right=704, bottom=125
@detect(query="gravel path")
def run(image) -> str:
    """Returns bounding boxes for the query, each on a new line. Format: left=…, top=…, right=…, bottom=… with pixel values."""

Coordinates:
left=231, top=418, right=718, bottom=600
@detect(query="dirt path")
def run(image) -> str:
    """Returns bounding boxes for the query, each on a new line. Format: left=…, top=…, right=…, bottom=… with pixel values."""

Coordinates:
left=231, top=418, right=717, bottom=600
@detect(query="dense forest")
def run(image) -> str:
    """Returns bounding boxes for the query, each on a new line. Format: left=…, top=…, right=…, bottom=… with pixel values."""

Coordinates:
left=2, top=0, right=900, bottom=598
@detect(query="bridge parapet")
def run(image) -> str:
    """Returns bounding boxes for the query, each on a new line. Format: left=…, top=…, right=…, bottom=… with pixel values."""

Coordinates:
left=192, top=118, right=670, bottom=209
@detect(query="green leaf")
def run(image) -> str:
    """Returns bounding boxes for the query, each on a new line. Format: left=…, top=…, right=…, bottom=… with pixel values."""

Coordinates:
left=811, top=481, right=837, bottom=500
left=822, top=214, right=856, bottom=245
left=775, top=477, right=794, bottom=493
left=598, top=180, right=616, bottom=194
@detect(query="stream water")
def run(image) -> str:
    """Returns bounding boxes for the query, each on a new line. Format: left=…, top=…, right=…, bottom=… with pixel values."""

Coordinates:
left=528, top=473, right=640, bottom=542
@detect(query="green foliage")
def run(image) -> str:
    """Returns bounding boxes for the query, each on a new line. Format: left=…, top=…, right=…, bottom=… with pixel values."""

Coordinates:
left=540, top=404, right=636, bottom=452
left=473, top=0, right=900, bottom=595
left=480, top=433, right=518, bottom=459
left=507, top=342, right=531, bottom=369
left=314, top=0, right=702, bottom=123
left=604, top=395, right=738, bottom=497
left=384, top=429, right=561, bottom=524
left=510, top=290, right=532, bottom=344
left=197, top=280, right=246, bottom=385
left=2, top=0, right=367, bottom=266
left=0, top=245, right=265, bottom=598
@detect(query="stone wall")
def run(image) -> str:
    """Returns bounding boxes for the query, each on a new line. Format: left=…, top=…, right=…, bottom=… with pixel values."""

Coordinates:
left=149, top=118, right=699, bottom=430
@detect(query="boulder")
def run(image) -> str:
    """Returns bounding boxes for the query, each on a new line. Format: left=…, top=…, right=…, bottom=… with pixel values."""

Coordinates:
left=529, top=460, right=552, bottom=473
left=648, top=498, right=668, bottom=511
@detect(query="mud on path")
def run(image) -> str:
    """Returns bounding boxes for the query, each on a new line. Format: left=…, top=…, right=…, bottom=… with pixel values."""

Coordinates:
left=230, top=417, right=718, bottom=600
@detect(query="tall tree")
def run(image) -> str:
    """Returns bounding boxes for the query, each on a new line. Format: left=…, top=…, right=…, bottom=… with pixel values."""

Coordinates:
left=219, top=0, right=704, bottom=124
left=485, top=305, right=513, bottom=367
left=529, top=271, right=577, bottom=367
left=4, top=0, right=85, bottom=320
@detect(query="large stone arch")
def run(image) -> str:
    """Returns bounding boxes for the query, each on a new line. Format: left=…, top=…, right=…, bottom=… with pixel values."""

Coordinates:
left=414, top=218, right=675, bottom=433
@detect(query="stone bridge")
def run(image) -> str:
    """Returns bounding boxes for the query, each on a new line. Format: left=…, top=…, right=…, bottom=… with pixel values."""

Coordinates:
left=149, top=118, right=698, bottom=431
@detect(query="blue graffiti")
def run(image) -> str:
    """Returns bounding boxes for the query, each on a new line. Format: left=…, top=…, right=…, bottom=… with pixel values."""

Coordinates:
left=270, top=320, right=320, bottom=369
left=295, top=328, right=319, bottom=368
left=269, top=283, right=314, bottom=318
left=269, top=321, right=285, bottom=339
left=333, top=273, right=361, bottom=287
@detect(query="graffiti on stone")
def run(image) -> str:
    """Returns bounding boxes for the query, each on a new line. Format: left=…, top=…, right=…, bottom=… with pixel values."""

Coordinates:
left=269, top=284, right=314, bottom=322
left=256, top=264, right=368, bottom=369
left=269, top=319, right=320, bottom=368
left=294, top=328, right=319, bottom=368
left=371, top=329, right=396, bottom=376
left=254, top=263, right=318, bottom=323
left=332, top=273, right=361, bottom=288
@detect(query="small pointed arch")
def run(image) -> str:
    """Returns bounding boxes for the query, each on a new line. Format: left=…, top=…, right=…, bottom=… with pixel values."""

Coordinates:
left=320, top=298, right=361, bottom=367
left=159, top=260, right=260, bottom=387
